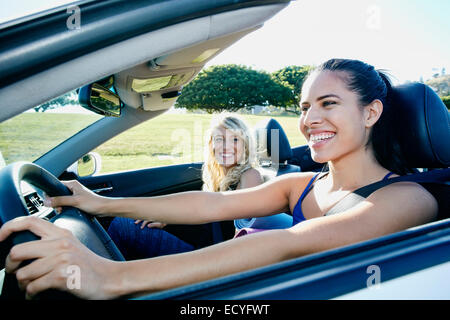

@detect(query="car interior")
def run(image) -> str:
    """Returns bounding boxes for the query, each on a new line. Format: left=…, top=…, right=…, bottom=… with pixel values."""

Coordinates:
left=0, top=0, right=449, bottom=300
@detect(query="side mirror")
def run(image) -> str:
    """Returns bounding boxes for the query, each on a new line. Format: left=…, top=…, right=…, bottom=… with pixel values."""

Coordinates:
left=67, top=152, right=102, bottom=177
left=78, top=80, right=122, bottom=117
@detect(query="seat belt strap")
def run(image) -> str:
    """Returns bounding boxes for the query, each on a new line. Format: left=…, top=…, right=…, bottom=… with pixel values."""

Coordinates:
left=324, top=168, right=450, bottom=216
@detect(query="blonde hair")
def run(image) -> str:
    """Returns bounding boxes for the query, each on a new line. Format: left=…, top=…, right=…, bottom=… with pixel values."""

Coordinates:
left=202, top=113, right=258, bottom=192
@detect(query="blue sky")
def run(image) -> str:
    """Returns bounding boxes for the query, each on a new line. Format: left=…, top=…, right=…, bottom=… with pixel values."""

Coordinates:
left=1, top=0, right=448, bottom=84
left=206, top=0, right=450, bottom=84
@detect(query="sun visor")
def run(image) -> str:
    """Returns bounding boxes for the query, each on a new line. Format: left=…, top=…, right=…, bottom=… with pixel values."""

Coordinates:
left=131, top=71, right=196, bottom=93
left=110, top=4, right=286, bottom=112
left=153, top=27, right=258, bottom=67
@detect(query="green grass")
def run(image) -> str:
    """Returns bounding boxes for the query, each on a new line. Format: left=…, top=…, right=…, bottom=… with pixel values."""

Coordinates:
left=0, top=112, right=307, bottom=173
left=0, top=112, right=101, bottom=164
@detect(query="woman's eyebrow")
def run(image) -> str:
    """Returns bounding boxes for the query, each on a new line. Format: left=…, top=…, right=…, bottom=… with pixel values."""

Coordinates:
left=317, top=94, right=341, bottom=101
left=300, top=93, right=342, bottom=105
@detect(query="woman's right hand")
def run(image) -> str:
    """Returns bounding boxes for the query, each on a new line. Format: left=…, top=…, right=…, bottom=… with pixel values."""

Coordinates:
left=44, top=180, right=109, bottom=216
left=0, top=216, right=121, bottom=299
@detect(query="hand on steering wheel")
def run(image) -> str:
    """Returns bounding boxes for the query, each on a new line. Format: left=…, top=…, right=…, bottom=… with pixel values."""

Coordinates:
left=0, top=162, right=124, bottom=300
left=44, top=180, right=109, bottom=216
left=0, top=216, right=118, bottom=300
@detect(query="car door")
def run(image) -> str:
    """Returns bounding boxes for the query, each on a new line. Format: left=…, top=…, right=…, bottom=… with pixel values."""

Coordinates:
left=75, top=162, right=204, bottom=199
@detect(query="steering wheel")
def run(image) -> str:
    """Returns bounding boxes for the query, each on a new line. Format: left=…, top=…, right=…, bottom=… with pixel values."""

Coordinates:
left=0, top=161, right=124, bottom=299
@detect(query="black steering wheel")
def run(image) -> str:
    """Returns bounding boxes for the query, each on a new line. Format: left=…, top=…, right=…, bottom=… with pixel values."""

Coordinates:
left=0, top=161, right=124, bottom=299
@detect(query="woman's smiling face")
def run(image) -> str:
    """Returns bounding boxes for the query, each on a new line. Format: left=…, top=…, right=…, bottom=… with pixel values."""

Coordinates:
left=212, top=126, right=245, bottom=168
left=299, top=70, right=369, bottom=164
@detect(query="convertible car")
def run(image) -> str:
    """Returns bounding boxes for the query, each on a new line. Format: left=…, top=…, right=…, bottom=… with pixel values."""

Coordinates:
left=0, top=0, right=449, bottom=300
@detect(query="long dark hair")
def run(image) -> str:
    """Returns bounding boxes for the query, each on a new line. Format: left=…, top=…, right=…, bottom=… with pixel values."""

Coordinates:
left=308, top=58, right=413, bottom=175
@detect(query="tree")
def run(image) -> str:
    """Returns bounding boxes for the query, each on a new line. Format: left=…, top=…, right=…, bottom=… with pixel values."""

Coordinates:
left=34, top=90, right=78, bottom=112
left=271, top=65, right=313, bottom=114
left=175, top=64, right=291, bottom=113
left=426, top=74, right=450, bottom=97
left=441, top=96, right=450, bottom=110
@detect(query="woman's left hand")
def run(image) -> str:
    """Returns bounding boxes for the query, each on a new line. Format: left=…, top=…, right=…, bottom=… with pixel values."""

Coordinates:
left=135, top=220, right=167, bottom=229
left=0, top=216, right=120, bottom=300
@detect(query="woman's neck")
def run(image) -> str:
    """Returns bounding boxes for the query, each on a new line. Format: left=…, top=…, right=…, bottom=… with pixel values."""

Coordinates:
left=221, top=164, right=238, bottom=176
left=221, top=166, right=229, bottom=176
left=326, top=148, right=390, bottom=191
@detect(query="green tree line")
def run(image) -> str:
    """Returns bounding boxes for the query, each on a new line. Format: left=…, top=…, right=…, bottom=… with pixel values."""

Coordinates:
left=177, top=65, right=450, bottom=113
left=34, top=91, right=78, bottom=112
left=175, top=64, right=312, bottom=114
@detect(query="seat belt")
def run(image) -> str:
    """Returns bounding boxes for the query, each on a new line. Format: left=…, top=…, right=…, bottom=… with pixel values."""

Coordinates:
left=324, top=168, right=450, bottom=217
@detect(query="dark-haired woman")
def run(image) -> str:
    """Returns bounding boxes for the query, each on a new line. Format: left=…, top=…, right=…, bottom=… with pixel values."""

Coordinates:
left=0, top=59, right=438, bottom=299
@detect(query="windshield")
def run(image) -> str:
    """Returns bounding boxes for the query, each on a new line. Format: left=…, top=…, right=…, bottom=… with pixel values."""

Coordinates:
left=0, top=91, right=101, bottom=167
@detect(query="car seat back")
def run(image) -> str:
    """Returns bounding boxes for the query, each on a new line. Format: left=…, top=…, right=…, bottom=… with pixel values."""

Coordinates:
left=254, top=118, right=300, bottom=181
left=393, top=82, right=450, bottom=168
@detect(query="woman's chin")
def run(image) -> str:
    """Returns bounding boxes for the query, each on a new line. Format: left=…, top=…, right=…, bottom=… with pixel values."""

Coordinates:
left=310, top=153, right=330, bottom=164
left=217, top=156, right=244, bottom=168
left=219, top=161, right=237, bottom=169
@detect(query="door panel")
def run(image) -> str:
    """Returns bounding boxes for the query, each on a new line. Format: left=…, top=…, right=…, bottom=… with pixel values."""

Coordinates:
left=74, top=162, right=206, bottom=234
left=77, top=162, right=204, bottom=198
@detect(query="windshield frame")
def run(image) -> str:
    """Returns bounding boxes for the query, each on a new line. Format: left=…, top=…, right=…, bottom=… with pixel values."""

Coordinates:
left=0, top=0, right=96, bottom=29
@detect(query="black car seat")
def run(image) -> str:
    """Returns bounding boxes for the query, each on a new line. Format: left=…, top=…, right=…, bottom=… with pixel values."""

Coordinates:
left=254, top=118, right=300, bottom=181
left=324, top=82, right=450, bottom=220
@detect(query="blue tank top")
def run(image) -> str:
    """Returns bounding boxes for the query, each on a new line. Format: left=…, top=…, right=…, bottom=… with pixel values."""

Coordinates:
left=292, top=171, right=395, bottom=225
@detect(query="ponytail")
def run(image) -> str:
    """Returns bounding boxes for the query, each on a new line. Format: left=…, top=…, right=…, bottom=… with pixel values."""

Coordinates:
left=370, top=70, right=413, bottom=175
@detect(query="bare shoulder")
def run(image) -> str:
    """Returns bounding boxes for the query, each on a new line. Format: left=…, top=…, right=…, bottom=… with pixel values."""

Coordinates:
left=228, top=171, right=321, bottom=218
left=241, top=168, right=263, bottom=181
left=237, top=170, right=318, bottom=199
left=369, top=181, right=437, bottom=207
left=272, top=171, right=317, bottom=181
left=239, top=168, right=316, bottom=186
left=269, top=171, right=319, bottom=188
left=237, top=168, right=264, bottom=189
left=367, top=181, right=438, bottom=225
left=261, top=171, right=320, bottom=202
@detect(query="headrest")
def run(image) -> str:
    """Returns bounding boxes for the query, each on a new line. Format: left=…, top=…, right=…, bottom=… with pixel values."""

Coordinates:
left=392, top=82, right=450, bottom=168
left=254, top=118, right=293, bottom=164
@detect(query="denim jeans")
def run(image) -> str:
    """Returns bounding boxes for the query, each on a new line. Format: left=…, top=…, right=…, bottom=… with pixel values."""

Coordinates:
left=107, top=217, right=195, bottom=260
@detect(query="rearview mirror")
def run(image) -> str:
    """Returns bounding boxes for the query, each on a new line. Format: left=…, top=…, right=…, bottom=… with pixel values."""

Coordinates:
left=78, top=82, right=122, bottom=117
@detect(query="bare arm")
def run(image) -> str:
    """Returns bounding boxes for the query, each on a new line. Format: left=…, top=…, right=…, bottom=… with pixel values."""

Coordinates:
left=48, top=172, right=299, bottom=224
left=1, top=181, right=437, bottom=299
left=135, top=167, right=264, bottom=229
left=107, top=181, right=438, bottom=296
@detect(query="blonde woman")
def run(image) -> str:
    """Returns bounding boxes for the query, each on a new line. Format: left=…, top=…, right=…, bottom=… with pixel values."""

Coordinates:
left=202, top=113, right=262, bottom=192
left=105, top=113, right=263, bottom=259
